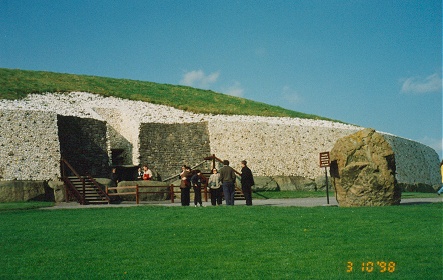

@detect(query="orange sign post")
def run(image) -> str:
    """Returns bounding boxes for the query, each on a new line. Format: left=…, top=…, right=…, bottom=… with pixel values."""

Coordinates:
left=319, top=152, right=330, bottom=204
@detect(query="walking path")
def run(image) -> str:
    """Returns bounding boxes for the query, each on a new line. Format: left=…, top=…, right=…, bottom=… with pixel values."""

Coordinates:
left=46, top=196, right=442, bottom=209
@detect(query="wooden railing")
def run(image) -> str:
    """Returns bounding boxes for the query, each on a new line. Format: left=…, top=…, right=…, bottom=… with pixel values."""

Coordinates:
left=161, top=160, right=207, bottom=182
left=106, top=184, right=210, bottom=204
left=106, top=185, right=141, bottom=204
left=162, top=155, right=241, bottom=183
left=204, top=154, right=241, bottom=175
left=60, top=158, right=87, bottom=204
left=204, top=154, right=244, bottom=199
left=85, top=173, right=111, bottom=203
left=60, top=158, right=111, bottom=204
left=107, top=185, right=178, bottom=204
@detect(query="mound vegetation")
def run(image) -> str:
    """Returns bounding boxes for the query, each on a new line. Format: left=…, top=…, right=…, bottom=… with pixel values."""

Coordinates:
left=0, top=68, right=337, bottom=121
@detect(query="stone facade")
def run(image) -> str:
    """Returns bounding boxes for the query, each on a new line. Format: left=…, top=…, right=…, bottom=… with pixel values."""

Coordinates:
left=93, top=107, right=138, bottom=165
left=0, top=110, right=60, bottom=180
left=0, top=93, right=440, bottom=202
left=383, top=134, right=440, bottom=187
left=139, top=122, right=211, bottom=180
left=207, top=120, right=360, bottom=177
left=0, top=180, right=54, bottom=202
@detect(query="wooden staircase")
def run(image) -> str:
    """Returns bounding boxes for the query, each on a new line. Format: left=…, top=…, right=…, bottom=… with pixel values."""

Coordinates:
left=65, top=176, right=110, bottom=205
left=61, top=159, right=111, bottom=205
left=234, top=187, right=245, bottom=200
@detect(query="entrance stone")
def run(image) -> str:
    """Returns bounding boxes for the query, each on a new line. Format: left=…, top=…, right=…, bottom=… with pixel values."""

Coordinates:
left=330, top=128, right=401, bottom=206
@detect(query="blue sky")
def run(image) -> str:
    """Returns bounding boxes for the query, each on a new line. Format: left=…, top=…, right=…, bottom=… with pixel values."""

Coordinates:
left=1, top=0, right=442, bottom=157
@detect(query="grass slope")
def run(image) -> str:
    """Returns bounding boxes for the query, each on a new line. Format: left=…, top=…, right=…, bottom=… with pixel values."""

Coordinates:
left=0, top=68, right=337, bottom=120
left=0, top=203, right=441, bottom=279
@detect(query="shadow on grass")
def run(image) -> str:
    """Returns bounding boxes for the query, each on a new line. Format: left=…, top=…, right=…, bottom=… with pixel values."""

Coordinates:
left=400, top=201, right=437, bottom=206
left=252, top=191, right=269, bottom=199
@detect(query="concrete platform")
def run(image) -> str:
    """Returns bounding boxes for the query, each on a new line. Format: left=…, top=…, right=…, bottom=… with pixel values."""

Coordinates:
left=45, top=196, right=442, bottom=209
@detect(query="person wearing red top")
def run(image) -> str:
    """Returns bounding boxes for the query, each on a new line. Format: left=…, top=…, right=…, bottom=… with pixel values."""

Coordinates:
left=141, top=165, right=153, bottom=180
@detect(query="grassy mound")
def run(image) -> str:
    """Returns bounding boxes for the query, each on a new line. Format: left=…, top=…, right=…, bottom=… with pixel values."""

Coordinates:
left=0, top=68, right=337, bottom=121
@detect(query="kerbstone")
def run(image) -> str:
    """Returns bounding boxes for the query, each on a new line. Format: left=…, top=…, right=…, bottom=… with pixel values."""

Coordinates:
left=0, top=180, right=51, bottom=202
left=330, top=128, right=401, bottom=206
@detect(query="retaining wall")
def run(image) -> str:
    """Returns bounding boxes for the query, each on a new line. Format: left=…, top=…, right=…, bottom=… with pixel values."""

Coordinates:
left=208, top=120, right=360, bottom=177
left=207, top=120, right=440, bottom=187
left=383, top=134, right=440, bottom=186
left=0, top=106, right=440, bottom=190
left=139, top=122, right=211, bottom=179
left=0, top=110, right=60, bottom=180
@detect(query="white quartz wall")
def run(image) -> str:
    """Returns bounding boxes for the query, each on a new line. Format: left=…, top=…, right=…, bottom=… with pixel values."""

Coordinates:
left=0, top=110, right=61, bottom=180
left=207, top=120, right=360, bottom=177
left=93, top=107, right=140, bottom=165
left=0, top=92, right=439, bottom=186
left=383, top=134, right=440, bottom=186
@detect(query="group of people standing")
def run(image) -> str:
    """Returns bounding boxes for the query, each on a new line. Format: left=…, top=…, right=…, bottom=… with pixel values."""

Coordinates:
left=138, top=165, right=153, bottom=180
left=179, top=166, right=207, bottom=207
left=179, top=159, right=255, bottom=207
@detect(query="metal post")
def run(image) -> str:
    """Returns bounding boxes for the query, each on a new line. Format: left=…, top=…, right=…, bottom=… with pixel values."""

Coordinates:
left=325, top=167, right=329, bottom=205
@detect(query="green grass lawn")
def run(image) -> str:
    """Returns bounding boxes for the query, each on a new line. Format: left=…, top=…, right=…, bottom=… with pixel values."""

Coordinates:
left=0, top=201, right=441, bottom=279
left=0, top=201, right=54, bottom=212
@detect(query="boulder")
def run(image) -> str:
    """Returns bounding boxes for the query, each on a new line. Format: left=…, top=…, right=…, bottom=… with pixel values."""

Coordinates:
left=273, top=176, right=317, bottom=191
left=315, top=175, right=331, bottom=191
left=0, top=180, right=54, bottom=202
left=47, top=178, right=116, bottom=203
left=271, top=176, right=293, bottom=190
left=252, top=176, right=279, bottom=191
left=330, top=128, right=401, bottom=206
left=47, top=180, right=66, bottom=202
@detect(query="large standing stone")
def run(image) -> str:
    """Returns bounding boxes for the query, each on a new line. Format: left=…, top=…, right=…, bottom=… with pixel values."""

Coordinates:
left=330, top=128, right=401, bottom=206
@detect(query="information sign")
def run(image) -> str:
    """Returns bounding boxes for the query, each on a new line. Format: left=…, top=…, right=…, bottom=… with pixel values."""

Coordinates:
left=319, top=152, right=330, bottom=167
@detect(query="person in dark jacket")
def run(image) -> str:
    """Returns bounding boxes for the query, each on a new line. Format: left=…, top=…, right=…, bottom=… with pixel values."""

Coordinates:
left=110, top=167, right=120, bottom=186
left=219, top=160, right=237, bottom=205
left=240, top=160, right=254, bottom=206
left=191, top=169, right=206, bottom=207
left=179, top=165, right=191, bottom=206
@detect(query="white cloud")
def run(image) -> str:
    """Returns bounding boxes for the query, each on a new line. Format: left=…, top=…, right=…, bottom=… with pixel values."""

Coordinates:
left=282, top=86, right=302, bottom=104
left=180, top=70, right=220, bottom=88
left=224, top=81, right=244, bottom=97
left=400, top=73, right=442, bottom=94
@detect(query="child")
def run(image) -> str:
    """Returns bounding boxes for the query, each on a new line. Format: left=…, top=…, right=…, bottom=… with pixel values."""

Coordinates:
left=191, top=170, right=206, bottom=207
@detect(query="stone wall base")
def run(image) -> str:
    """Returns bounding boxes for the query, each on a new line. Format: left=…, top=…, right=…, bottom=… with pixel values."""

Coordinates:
left=0, top=180, right=54, bottom=202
